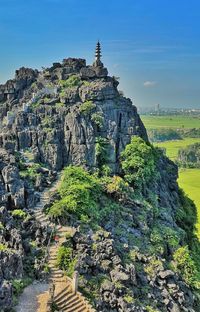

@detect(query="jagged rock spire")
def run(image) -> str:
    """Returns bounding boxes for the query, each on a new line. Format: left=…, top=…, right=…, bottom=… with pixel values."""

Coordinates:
left=93, top=41, right=103, bottom=68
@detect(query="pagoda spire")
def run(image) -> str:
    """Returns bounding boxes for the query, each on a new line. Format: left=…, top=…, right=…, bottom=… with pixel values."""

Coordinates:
left=93, top=41, right=103, bottom=68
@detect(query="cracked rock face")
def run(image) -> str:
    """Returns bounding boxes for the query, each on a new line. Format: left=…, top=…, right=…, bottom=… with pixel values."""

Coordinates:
left=0, top=58, right=147, bottom=173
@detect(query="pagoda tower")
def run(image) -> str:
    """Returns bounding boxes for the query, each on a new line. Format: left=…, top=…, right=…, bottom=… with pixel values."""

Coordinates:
left=93, top=41, right=104, bottom=68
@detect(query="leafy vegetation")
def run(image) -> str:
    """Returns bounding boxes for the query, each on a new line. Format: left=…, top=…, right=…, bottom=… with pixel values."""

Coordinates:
left=121, top=136, right=156, bottom=188
left=146, top=306, right=160, bottom=312
left=41, top=116, right=54, bottom=128
left=56, top=246, right=77, bottom=277
left=48, top=166, right=102, bottom=220
left=95, top=137, right=109, bottom=171
left=12, top=278, right=32, bottom=297
left=79, top=100, right=96, bottom=115
left=59, top=75, right=82, bottom=88
left=47, top=165, right=123, bottom=228
left=55, top=102, right=65, bottom=108
left=150, top=225, right=180, bottom=254
left=19, top=162, right=43, bottom=185
left=123, top=294, right=134, bottom=304
left=144, top=257, right=163, bottom=278
left=0, top=244, right=8, bottom=251
left=91, top=112, right=104, bottom=128
left=106, top=175, right=129, bottom=198
left=11, top=209, right=27, bottom=220
left=172, top=246, right=200, bottom=289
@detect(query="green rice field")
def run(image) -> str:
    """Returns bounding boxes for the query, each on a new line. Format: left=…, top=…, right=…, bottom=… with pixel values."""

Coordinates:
left=178, top=169, right=200, bottom=239
left=141, top=115, right=200, bottom=129
left=155, top=138, right=200, bottom=160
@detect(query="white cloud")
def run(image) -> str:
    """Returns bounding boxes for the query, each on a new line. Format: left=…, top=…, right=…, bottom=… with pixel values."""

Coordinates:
left=143, top=81, right=157, bottom=87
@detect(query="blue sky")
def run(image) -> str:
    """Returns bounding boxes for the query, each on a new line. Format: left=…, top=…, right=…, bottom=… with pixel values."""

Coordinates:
left=0, top=0, right=200, bottom=109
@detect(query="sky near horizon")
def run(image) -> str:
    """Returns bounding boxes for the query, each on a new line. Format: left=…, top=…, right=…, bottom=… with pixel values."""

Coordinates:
left=0, top=0, right=200, bottom=109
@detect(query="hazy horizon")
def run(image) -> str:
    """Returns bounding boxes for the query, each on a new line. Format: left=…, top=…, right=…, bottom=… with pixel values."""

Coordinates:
left=0, top=0, right=200, bottom=109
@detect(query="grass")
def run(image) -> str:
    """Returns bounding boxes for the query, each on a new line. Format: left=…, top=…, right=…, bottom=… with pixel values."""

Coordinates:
left=154, top=138, right=200, bottom=160
left=178, top=169, right=200, bottom=239
left=141, top=115, right=200, bottom=129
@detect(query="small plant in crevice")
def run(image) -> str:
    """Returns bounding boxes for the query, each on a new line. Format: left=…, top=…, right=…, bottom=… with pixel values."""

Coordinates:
left=95, top=137, right=109, bottom=172
left=58, top=75, right=82, bottom=89
left=91, top=112, right=104, bottom=128
left=80, top=100, right=96, bottom=116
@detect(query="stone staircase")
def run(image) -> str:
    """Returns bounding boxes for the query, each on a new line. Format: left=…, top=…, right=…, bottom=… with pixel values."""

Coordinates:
left=32, top=173, right=95, bottom=312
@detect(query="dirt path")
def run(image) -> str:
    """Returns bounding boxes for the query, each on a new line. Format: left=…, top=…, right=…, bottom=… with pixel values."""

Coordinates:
left=15, top=282, right=49, bottom=312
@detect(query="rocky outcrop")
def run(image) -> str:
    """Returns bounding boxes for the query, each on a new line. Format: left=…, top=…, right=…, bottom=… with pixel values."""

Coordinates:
left=0, top=58, right=147, bottom=174
left=0, top=203, right=50, bottom=311
left=70, top=227, right=196, bottom=312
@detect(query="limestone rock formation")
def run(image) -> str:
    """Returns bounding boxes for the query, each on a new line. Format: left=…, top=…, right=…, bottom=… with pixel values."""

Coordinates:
left=0, top=57, right=147, bottom=175
left=0, top=48, right=198, bottom=312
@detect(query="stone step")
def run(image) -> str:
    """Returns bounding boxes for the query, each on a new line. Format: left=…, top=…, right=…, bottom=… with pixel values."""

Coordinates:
left=56, top=292, right=77, bottom=307
left=63, top=308, right=87, bottom=312
left=50, top=268, right=62, bottom=273
left=49, top=253, right=57, bottom=258
left=73, top=307, right=90, bottom=312
left=36, top=213, right=48, bottom=219
left=48, top=259, right=57, bottom=265
left=54, top=285, right=71, bottom=302
left=62, top=300, right=85, bottom=312
left=50, top=272, right=63, bottom=278
left=37, top=216, right=49, bottom=222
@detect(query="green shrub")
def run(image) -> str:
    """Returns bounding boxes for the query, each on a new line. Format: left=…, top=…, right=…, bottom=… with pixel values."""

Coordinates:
left=150, top=225, right=180, bottom=254
left=57, top=246, right=72, bottom=268
left=48, top=166, right=121, bottom=227
left=91, top=112, right=104, bottom=128
left=106, top=175, right=129, bottom=198
left=176, top=189, right=197, bottom=241
left=80, top=101, right=96, bottom=115
left=57, top=246, right=76, bottom=277
left=55, top=102, right=65, bottom=108
left=59, top=75, right=82, bottom=88
left=146, top=306, right=160, bottom=312
left=144, top=257, right=163, bottom=278
left=95, top=137, right=109, bottom=170
left=43, top=263, right=50, bottom=274
left=124, top=294, right=134, bottom=304
left=11, top=209, right=27, bottom=219
left=19, top=163, right=41, bottom=183
left=30, top=101, right=40, bottom=110
left=172, top=246, right=200, bottom=289
left=121, top=136, right=156, bottom=188
left=48, top=166, right=101, bottom=220
left=41, top=116, right=53, bottom=128
left=0, top=244, right=8, bottom=251
left=12, top=278, right=32, bottom=296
